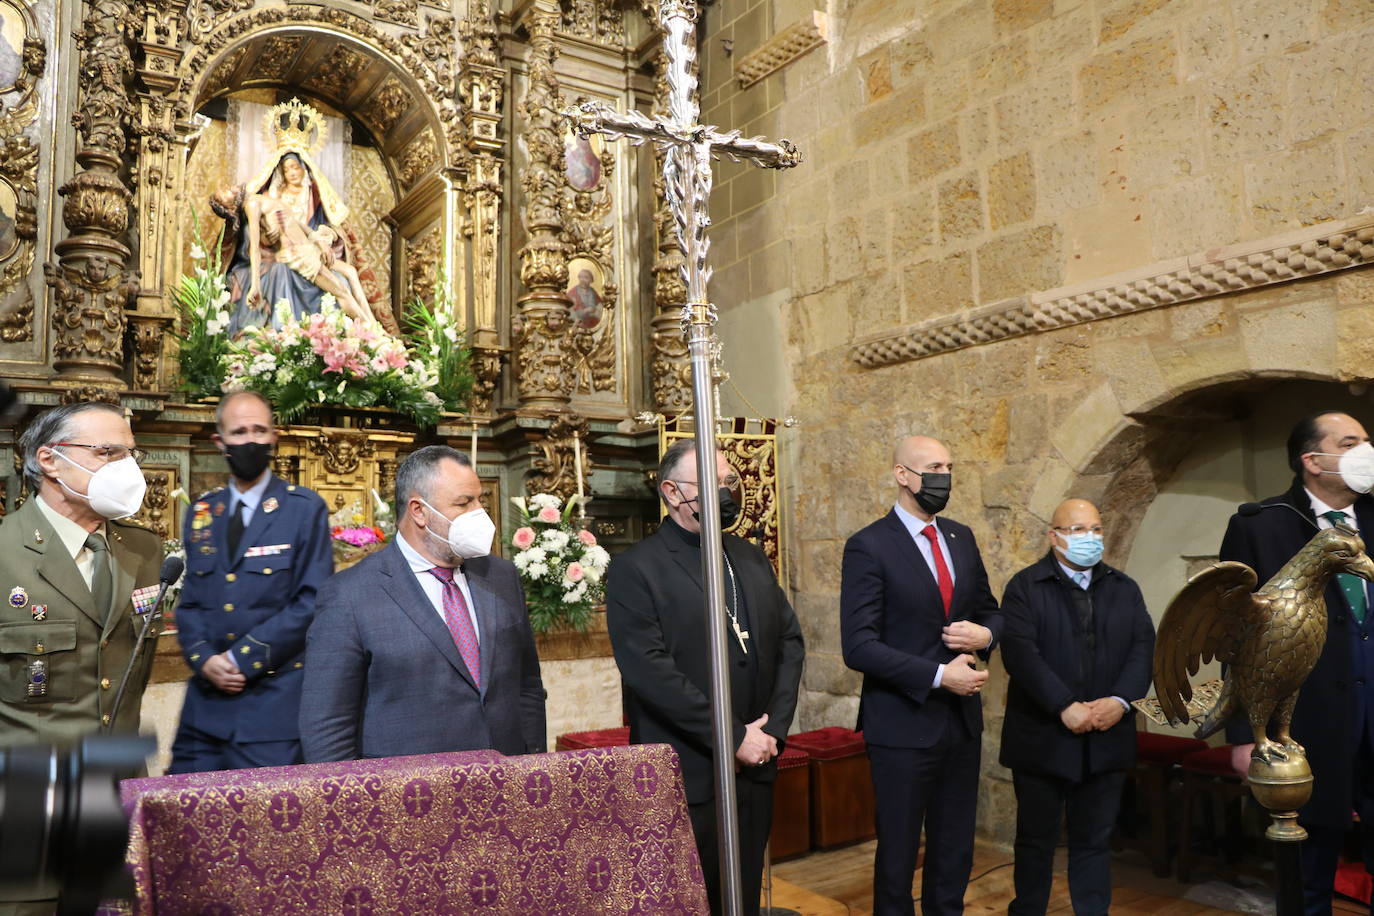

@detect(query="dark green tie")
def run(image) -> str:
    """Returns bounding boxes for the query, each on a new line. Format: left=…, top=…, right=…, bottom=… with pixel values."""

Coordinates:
left=1323, top=510, right=1367, bottom=625
left=85, top=532, right=113, bottom=622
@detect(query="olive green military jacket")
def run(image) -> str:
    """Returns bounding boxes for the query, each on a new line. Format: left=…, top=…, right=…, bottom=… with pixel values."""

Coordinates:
left=0, top=495, right=163, bottom=746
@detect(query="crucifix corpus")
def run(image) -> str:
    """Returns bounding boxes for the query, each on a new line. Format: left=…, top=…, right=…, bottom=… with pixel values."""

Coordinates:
left=565, top=2, right=802, bottom=913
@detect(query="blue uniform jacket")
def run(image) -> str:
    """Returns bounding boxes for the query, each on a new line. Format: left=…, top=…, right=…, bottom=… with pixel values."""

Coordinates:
left=177, top=475, right=333, bottom=743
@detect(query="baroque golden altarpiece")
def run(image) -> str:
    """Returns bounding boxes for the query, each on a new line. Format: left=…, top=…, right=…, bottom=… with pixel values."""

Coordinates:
left=0, top=0, right=760, bottom=558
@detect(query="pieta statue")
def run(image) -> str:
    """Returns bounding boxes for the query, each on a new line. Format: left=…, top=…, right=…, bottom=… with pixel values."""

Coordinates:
left=208, top=98, right=385, bottom=336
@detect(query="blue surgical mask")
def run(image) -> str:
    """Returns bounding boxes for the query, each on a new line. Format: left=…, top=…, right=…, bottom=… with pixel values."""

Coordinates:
left=1056, top=531, right=1104, bottom=568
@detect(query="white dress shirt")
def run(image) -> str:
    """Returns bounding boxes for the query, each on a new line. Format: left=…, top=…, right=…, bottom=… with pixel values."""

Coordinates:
left=1057, top=559, right=1092, bottom=588
left=227, top=472, right=272, bottom=525
left=396, top=532, right=481, bottom=641
left=1308, top=488, right=1359, bottom=532
left=35, top=493, right=109, bottom=591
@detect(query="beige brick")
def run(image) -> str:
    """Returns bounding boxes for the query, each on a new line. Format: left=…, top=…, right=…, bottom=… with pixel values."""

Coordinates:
left=926, top=61, right=972, bottom=122
left=976, top=224, right=1063, bottom=302
left=1031, top=7, right=1094, bottom=60
left=1239, top=300, right=1338, bottom=376
left=829, top=158, right=871, bottom=215
left=890, top=188, right=937, bottom=258
left=1337, top=303, right=1374, bottom=377
left=963, top=105, right=992, bottom=159
left=988, top=151, right=1035, bottom=229
left=903, top=250, right=974, bottom=321
left=858, top=207, right=892, bottom=275
left=849, top=272, right=903, bottom=337
left=1051, top=382, right=1124, bottom=473
left=1205, top=58, right=1288, bottom=165
left=1093, top=337, right=1170, bottom=417
left=793, top=290, right=854, bottom=357
left=1346, top=125, right=1374, bottom=213
left=732, top=4, right=766, bottom=54
left=992, top=0, right=1053, bottom=35
left=1287, top=32, right=1374, bottom=146
left=971, top=36, right=1030, bottom=100
left=1079, top=35, right=1178, bottom=113
left=791, top=232, right=827, bottom=296
left=1098, top=0, right=1174, bottom=46
left=939, top=170, right=984, bottom=242
left=1146, top=171, right=1242, bottom=259
left=825, top=216, right=863, bottom=284
left=1059, top=200, right=1153, bottom=285
left=1037, top=130, right=1100, bottom=213
left=1244, top=138, right=1346, bottom=233
left=1234, top=0, right=1315, bottom=62
left=995, top=72, right=1078, bottom=149
left=908, top=118, right=962, bottom=184
left=853, top=82, right=926, bottom=148
left=931, top=0, right=996, bottom=67
left=861, top=46, right=893, bottom=103
left=1323, top=0, right=1374, bottom=32
left=891, top=33, right=935, bottom=84
left=1126, top=95, right=1202, bottom=189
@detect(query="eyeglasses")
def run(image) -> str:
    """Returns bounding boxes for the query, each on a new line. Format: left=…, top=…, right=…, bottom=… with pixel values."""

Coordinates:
left=899, top=464, right=953, bottom=475
left=1052, top=525, right=1104, bottom=536
left=49, top=442, right=148, bottom=465
left=670, top=475, right=742, bottom=491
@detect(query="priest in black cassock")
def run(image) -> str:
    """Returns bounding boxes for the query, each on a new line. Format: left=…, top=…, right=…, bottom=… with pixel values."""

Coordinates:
left=607, top=438, right=805, bottom=916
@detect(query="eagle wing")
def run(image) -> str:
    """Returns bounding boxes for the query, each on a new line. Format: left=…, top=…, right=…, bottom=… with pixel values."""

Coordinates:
left=1153, top=561, right=1261, bottom=727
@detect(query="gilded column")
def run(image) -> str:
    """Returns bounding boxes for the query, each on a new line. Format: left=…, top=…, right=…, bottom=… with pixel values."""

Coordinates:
left=460, top=0, right=507, bottom=416
left=513, top=2, right=573, bottom=412
left=45, top=0, right=139, bottom=393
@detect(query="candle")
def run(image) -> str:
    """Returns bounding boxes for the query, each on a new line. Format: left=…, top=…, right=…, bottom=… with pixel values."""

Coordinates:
left=573, top=432, right=585, bottom=501
left=470, top=422, right=478, bottom=467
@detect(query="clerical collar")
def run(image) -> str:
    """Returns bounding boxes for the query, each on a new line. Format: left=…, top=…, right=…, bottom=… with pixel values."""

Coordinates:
left=665, top=515, right=701, bottom=548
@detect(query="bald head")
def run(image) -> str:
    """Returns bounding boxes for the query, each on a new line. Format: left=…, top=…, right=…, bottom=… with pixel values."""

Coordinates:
left=894, top=436, right=950, bottom=471
left=1051, top=498, right=1100, bottom=530
left=893, top=435, right=954, bottom=520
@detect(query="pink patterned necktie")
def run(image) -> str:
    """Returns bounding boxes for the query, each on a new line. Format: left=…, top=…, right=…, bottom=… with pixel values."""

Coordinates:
left=427, top=566, right=481, bottom=687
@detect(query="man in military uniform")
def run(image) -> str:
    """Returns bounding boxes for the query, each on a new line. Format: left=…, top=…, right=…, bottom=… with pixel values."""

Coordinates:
left=0, top=402, right=163, bottom=913
left=168, top=390, right=332, bottom=772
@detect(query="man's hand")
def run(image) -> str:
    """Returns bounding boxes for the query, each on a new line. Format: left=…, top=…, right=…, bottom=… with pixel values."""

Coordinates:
left=940, top=654, right=988, bottom=697
left=1086, top=697, right=1126, bottom=731
left=201, top=653, right=246, bottom=694
left=1060, top=702, right=1094, bottom=734
left=942, top=620, right=992, bottom=652
left=734, top=713, right=778, bottom=767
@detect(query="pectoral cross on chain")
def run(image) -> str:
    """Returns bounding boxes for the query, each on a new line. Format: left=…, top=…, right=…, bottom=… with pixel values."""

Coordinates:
left=731, top=618, right=750, bottom=654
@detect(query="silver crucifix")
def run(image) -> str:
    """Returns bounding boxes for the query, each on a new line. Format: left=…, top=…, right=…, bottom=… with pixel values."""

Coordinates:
left=565, top=4, right=801, bottom=915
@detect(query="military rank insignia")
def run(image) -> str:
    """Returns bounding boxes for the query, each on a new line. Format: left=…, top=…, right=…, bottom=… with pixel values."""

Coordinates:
left=131, top=584, right=161, bottom=617
left=192, top=502, right=212, bottom=531
left=8, top=586, right=27, bottom=609
left=26, top=657, right=46, bottom=697
left=30, top=604, right=46, bottom=621
left=263, top=497, right=279, bottom=514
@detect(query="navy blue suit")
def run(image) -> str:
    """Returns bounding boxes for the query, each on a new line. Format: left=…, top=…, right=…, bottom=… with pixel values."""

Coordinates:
left=841, top=510, right=1002, bottom=916
left=169, top=475, right=332, bottom=772
left=1220, top=478, right=1374, bottom=914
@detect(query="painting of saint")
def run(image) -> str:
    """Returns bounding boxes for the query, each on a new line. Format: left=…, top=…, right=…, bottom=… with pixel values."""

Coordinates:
left=566, top=258, right=605, bottom=330
left=0, top=180, right=17, bottom=262
left=564, top=131, right=602, bottom=191
left=0, top=3, right=22, bottom=94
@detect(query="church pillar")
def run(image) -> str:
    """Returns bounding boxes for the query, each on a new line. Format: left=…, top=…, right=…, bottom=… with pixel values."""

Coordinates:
left=460, top=0, right=508, bottom=417
left=513, top=2, right=574, bottom=413
left=647, top=45, right=693, bottom=413
left=45, top=0, right=138, bottom=396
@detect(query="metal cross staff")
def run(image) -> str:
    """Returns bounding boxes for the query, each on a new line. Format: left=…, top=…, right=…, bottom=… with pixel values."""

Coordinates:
left=565, top=2, right=801, bottom=913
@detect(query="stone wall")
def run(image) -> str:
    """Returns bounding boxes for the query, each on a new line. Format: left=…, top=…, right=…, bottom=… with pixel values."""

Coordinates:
left=698, top=0, right=1374, bottom=843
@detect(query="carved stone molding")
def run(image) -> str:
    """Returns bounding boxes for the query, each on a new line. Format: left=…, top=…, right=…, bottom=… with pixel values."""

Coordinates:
left=513, top=304, right=574, bottom=410
left=734, top=12, right=828, bottom=89
left=469, top=345, right=505, bottom=417
left=0, top=14, right=44, bottom=345
left=526, top=410, right=591, bottom=502
left=129, top=316, right=165, bottom=390
left=850, top=217, right=1374, bottom=369
left=310, top=431, right=378, bottom=476
left=57, top=384, right=121, bottom=406
left=132, top=469, right=172, bottom=538
left=561, top=0, right=624, bottom=46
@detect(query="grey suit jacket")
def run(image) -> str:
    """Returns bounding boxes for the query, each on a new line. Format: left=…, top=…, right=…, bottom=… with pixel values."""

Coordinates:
left=299, top=540, right=546, bottom=761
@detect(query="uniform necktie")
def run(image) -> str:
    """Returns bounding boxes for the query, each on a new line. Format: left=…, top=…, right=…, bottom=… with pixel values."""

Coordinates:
left=1323, top=510, right=1367, bottom=625
left=427, top=566, right=481, bottom=687
left=227, top=502, right=246, bottom=556
left=85, top=532, right=112, bottom=620
left=919, top=524, right=953, bottom=617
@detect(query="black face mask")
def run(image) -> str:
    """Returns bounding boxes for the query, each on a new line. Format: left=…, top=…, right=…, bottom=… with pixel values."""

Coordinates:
left=223, top=441, right=273, bottom=482
left=680, top=486, right=742, bottom=530
left=909, top=471, right=951, bottom=516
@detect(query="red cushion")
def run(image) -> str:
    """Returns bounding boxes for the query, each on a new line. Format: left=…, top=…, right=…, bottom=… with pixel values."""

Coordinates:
left=555, top=727, right=631, bottom=751
left=1336, top=861, right=1372, bottom=904
left=777, top=746, right=810, bottom=770
left=1136, top=731, right=1208, bottom=766
left=1180, top=745, right=1243, bottom=778
left=787, top=727, right=866, bottom=760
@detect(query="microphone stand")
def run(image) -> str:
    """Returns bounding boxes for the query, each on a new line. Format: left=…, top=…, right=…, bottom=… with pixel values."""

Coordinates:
left=104, top=574, right=178, bottom=734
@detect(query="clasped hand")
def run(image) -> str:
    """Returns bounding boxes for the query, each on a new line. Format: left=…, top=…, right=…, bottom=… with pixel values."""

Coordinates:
left=1060, top=698, right=1125, bottom=734
left=201, top=652, right=246, bottom=695
left=734, top=713, right=777, bottom=768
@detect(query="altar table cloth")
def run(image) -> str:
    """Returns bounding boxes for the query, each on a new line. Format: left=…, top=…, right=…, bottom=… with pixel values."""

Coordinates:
left=108, top=744, right=708, bottom=915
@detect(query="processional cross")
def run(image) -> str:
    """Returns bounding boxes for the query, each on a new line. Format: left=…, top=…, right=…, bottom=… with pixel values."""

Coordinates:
left=565, top=3, right=801, bottom=914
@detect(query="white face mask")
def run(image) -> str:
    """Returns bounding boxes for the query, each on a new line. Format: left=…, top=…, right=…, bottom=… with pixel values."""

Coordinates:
left=50, top=450, right=147, bottom=519
left=1316, top=442, right=1374, bottom=494
left=419, top=499, right=495, bottom=559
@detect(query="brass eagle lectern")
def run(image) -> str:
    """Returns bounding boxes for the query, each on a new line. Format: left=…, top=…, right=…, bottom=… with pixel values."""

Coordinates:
left=1154, top=523, right=1374, bottom=842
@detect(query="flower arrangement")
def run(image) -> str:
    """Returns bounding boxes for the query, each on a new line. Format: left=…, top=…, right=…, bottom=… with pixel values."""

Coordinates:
left=509, top=493, right=610, bottom=634
left=174, top=222, right=475, bottom=427
left=329, top=492, right=395, bottom=570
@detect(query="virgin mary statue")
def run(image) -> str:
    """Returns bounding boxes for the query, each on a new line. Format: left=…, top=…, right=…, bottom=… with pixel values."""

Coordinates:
left=212, top=98, right=393, bottom=336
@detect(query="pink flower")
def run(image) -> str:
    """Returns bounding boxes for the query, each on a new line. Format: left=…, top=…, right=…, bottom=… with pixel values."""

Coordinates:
left=577, top=529, right=597, bottom=546
left=565, top=563, right=584, bottom=583
left=512, top=527, right=536, bottom=550
left=537, top=506, right=560, bottom=523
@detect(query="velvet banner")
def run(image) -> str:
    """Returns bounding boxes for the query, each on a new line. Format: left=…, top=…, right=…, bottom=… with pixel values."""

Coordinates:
left=98, top=745, right=708, bottom=915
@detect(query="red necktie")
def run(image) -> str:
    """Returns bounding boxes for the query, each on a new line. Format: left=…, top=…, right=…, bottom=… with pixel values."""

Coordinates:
left=920, top=525, right=954, bottom=618
left=427, top=567, right=482, bottom=687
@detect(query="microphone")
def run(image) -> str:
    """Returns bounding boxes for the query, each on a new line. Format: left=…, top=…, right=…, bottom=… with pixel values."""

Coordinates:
left=104, top=555, right=184, bottom=734
left=1237, top=501, right=1321, bottom=532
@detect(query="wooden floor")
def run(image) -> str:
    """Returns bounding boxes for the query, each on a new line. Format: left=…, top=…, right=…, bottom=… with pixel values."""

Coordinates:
left=765, top=840, right=1366, bottom=915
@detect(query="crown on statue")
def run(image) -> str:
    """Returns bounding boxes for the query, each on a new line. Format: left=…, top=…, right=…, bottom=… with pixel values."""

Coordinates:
left=263, top=97, right=326, bottom=157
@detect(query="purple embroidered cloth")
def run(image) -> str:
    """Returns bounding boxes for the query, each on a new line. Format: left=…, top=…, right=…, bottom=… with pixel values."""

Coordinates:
left=97, top=744, right=708, bottom=915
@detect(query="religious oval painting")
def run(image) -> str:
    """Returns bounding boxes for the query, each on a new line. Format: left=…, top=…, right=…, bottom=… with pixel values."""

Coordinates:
left=566, top=257, right=605, bottom=330
left=564, top=130, right=602, bottom=191
left=0, top=179, right=18, bottom=263
left=0, top=0, right=23, bottom=95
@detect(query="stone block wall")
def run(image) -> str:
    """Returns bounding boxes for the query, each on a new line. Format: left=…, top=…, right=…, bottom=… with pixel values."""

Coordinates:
left=698, top=0, right=1374, bottom=844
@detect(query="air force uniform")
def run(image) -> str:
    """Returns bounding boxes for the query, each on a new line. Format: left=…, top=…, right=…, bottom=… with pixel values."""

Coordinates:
left=169, top=474, right=332, bottom=771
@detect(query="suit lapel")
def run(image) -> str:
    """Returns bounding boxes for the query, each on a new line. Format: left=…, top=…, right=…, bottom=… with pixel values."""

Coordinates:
left=882, top=511, right=944, bottom=617
left=377, top=543, right=478, bottom=691
left=25, top=501, right=102, bottom=626
left=228, top=477, right=285, bottom=570
left=463, top=556, right=498, bottom=698
left=101, top=526, right=139, bottom=638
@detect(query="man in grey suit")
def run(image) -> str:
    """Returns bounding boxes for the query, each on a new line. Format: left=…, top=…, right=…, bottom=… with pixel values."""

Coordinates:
left=299, top=445, right=546, bottom=761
